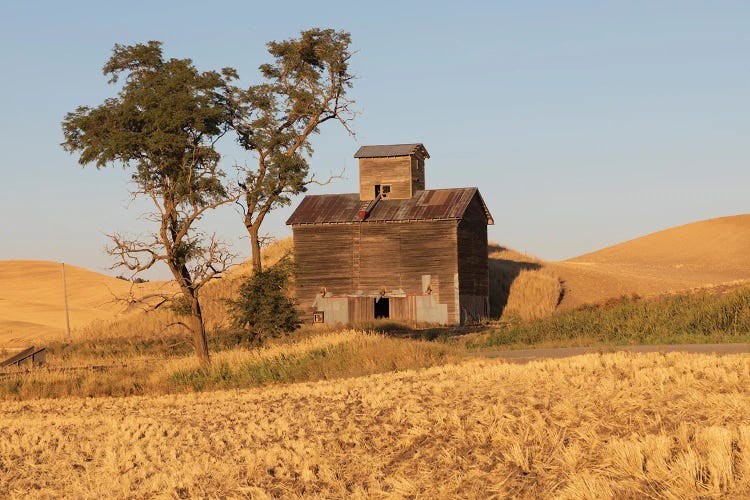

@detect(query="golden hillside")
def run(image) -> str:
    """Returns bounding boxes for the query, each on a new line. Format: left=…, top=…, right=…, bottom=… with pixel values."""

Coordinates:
left=0, top=261, right=176, bottom=347
left=551, top=214, right=750, bottom=308
left=0, top=240, right=293, bottom=347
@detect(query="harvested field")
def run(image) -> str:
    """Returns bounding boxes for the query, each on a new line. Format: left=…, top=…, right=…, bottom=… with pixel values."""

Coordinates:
left=2, top=351, right=750, bottom=498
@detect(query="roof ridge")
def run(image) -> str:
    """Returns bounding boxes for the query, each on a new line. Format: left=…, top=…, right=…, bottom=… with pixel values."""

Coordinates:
left=354, top=143, right=430, bottom=159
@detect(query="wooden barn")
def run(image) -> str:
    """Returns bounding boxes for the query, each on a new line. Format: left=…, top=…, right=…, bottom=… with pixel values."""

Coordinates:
left=286, top=143, right=494, bottom=325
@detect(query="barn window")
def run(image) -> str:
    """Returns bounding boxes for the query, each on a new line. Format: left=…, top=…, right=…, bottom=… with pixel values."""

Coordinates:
left=313, top=311, right=324, bottom=323
left=375, top=184, right=391, bottom=198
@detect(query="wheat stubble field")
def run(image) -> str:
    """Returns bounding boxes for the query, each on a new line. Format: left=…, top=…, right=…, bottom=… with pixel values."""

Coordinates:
left=3, top=351, right=750, bottom=498
left=4, top=218, right=750, bottom=498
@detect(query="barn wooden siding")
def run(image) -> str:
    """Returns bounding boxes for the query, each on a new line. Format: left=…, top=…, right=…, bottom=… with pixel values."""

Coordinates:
left=292, top=220, right=460, bottom=323
left=359, top=156, right=422, bottom=200
left=457, top=194, right=490, bottom=323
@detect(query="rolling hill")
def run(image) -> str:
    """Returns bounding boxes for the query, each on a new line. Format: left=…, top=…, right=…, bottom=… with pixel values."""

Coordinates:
left=3, top=216, right=749, bottom=345
left=550, top=214, right=750, bottom=308
left=0, top=261, right=173, bottom=347
left=0, top=240, right=292, bottom=348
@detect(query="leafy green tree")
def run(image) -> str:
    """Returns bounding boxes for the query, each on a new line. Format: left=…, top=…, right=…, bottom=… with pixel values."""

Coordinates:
left=232, top=28, right=355, bottom=272
left=62, top=41, right=238, bottom=365
left=227, top=261, right=301, bottom=343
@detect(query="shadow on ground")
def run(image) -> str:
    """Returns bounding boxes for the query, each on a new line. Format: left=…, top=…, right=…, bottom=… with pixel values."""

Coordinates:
left=488, top=244, right=542, bottom=318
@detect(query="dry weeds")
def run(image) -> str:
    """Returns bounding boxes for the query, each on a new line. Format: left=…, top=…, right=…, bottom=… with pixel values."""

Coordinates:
left=503, top=267, right=562, bottom=321
left=0, top=330, right=453, bottom=400
left=2, top=351, right=750, bottom=498
left=489, top=245, right=562, bottom=321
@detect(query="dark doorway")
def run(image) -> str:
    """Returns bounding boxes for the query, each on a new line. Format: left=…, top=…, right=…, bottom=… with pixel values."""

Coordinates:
left=374, top=297, right=390, bottom=319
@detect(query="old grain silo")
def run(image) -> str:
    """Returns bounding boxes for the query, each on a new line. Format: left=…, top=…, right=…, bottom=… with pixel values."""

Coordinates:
left=286, top=143, right=494, bottom=325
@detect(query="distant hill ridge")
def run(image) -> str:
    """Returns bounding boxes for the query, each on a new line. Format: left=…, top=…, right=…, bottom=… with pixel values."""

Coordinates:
left=553, top=214, right=750, bottom=308
left=0, top=240, right=293, bottom=347
left=3, top=216, right=749, bottom=344
left=569, top=214, right=750, bottom=270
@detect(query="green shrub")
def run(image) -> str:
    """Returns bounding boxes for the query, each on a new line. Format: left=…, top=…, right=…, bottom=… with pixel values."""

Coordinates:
left=227, top=261, right=301, bottom=344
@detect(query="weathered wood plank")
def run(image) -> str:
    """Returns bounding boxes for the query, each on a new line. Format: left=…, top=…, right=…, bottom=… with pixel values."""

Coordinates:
left=293, top=219, right=461, bottom=324
left=457, top=193, right=490, bottom=322
left=359, top=156, right=422, bottom=200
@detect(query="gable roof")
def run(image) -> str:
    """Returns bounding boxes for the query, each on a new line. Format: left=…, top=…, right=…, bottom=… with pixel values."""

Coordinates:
left=354, top=143, right=430, bottom=159
left=286, top=188, right=494, bottom=225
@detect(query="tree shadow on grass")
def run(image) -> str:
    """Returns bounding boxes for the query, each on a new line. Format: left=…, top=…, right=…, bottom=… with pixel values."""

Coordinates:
left=360, top=321, right=491, bottom=341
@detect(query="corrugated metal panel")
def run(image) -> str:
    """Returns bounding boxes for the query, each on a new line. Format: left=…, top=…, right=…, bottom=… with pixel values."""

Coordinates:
left=286, top=188, right=487, bottom=225
left=286, top=193, right=361, bottom=224
left=353, top=143, right=429, bottom=159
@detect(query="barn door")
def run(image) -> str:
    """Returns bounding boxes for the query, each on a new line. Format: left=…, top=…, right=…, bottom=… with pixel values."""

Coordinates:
left=389, top=296, right=408, bottom=321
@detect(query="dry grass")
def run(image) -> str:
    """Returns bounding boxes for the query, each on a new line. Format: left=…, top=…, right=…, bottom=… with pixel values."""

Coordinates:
left=503, top=267, right=562, bottom=321
left=489, top=245, right=562, bottom=321
left=0, top=330, right=453, bottom=400
left=2, top=351, right=750, bottom=498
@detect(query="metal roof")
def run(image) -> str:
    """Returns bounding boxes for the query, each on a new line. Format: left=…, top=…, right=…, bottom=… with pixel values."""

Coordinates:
left=353, top=143, right=430, bottom=159
left=286, top=188, right=494, bottom=225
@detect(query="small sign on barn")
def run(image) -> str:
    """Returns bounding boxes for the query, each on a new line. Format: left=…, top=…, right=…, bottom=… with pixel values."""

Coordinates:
left=286, top=143, right=493, bottom=326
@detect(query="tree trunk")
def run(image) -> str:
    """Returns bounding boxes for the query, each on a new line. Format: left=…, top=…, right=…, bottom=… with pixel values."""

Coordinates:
left=188, top=293, right=210, bottom=366
left=248, top=223, right=262, bottom=274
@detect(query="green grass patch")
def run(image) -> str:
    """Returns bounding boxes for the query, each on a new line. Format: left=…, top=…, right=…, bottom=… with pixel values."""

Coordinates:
left=470, top=287, right=750, bottom=349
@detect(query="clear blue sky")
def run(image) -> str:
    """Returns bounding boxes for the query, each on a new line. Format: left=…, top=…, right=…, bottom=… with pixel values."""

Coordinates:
left=2, top=1, right=748, bottom=279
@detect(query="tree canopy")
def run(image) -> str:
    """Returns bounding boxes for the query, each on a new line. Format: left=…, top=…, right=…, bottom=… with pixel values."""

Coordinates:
left=232, top=28, right=355, bottom=271
left=61, top=30, right=357, bottom=360
left=62, top=41, right=239, bottom=364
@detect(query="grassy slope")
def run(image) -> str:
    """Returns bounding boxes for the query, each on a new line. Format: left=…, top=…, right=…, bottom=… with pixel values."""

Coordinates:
left=0, top=330, right=455, bottom=400
left=472, top=286, right=750, bottom=349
